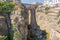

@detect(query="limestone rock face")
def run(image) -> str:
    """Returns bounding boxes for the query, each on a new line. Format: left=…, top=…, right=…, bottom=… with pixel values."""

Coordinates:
left=0, top=15, right=8, bottom=35
left=36, top=6, right=60, bottom=40
left=10, top=4, right=28, bottom=40
left=1, top=2, right=60, bottom=40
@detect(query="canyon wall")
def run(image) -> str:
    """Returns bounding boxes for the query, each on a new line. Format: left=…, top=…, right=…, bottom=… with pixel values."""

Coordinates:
left=36, top=5, right=60, bottom=40
left=0, top=2, right=60, bottom=40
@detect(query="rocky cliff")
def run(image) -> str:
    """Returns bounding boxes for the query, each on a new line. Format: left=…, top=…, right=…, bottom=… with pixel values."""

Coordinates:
left=36, top=5, right=60, bottom=40
left=0, top=1, right=60, bottom=40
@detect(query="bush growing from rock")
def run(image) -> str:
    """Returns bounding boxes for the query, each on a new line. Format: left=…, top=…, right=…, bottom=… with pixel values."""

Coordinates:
left=0, top=36, right=7, bottom=40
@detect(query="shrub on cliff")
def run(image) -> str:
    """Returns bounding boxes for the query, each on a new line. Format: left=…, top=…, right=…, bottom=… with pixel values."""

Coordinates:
left=45, top=33, right=50, bottom=40
left=13, top=32, right=22, bottom=40
left=0, top=36, right=7, bottom=40
left=45, top=7, right=50, bottom=14
left=0, top=2, right=14, bottom=14
left=12, top=23, right=22, bottom=40
left=57, top=10, right=60, bottom=17
left=0, top=1, right=14, bottom=40
left=57, top=19, right=60, bottom=24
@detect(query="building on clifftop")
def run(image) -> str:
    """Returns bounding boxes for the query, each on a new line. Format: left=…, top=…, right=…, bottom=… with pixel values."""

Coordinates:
left=44, top=0, right=60, bottom=6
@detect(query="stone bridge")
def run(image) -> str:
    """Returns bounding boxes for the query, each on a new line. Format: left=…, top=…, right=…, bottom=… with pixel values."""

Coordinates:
left=23, top=4, right=46, bottom=40
left=10, top=3, right=46, bottom=40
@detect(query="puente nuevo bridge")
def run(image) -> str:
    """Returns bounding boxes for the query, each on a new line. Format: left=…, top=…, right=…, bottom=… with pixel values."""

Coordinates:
left=0, top=0, right=60, bottom=40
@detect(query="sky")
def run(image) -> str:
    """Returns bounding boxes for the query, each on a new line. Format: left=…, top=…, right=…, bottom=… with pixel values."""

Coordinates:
left=21, top=0, right=44, bottom=4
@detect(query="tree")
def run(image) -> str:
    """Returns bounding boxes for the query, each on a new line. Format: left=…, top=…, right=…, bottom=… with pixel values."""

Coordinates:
left=0, top=2, right=14, bottom=14
left=45, top=7, right=50, bottom=14
left=0, top=1, right=14, bottom=40
left=57, top=10, right=60, bottom=17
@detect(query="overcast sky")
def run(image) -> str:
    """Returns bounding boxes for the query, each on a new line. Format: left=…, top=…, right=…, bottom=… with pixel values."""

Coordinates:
left=21, top=0, right=44, bottom=4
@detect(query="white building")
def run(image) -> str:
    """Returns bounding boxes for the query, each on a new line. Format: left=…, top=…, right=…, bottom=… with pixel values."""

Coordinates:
left=44, top=0, right=60, bottom=6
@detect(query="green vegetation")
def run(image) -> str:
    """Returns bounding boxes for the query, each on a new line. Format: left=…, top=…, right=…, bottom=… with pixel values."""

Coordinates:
left=57, top=10, right=60, bottom=17
left=0, top=36, right=7, bottom=40
left=37, top=9, right=43, bottom=12
left=13, top=32, right=22, bottom=40
left=0, top=25, right=3, bottom=31
left=45, top=7, right=50, bottom=11
left=12, top=23, right=22, bottom=40
left=0, top=1, right=14, bottom=14
left=57, top=19, right=60, bottom=24
left=0, top=1, right=14, bottom=40
left=12, top=23, right=17, bottom=30
left=45, top=7, right=50, bottom=14
left=57, top=10, right=60, bottom=24
left=45, top=33, right=50, bottom=39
